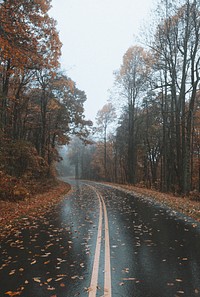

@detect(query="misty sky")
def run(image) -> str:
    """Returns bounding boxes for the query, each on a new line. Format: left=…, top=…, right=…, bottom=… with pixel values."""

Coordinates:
left=50, top=0, right=154, bottom=122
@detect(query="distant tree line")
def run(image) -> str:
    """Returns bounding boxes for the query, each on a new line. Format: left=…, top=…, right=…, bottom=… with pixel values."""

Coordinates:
left=0, top=0, right=91, bottom=193
left=75, top=0, right=200, bottom=195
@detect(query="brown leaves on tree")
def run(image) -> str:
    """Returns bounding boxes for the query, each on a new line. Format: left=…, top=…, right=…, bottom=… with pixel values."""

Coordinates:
left=0, top=0, right=61, bottom=69
left=0, top=1, right=92, bottom=202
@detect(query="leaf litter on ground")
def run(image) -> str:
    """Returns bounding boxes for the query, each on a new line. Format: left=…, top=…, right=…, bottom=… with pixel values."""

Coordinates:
left=0, top=180, right=71, bottom=240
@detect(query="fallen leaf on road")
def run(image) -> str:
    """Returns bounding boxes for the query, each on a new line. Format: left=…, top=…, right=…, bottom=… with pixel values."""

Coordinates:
left=47, top=286, right=55, bottom=291
left=55, top=277, right=63, bottom=282
left=5, top=292, right=21, bottom=296
left=80, top=263, right=84, bottom=268
left=33, top=277, right=41, bottom=283
left=9, top=269, right=16, bottom=275
left=84, top=287, right=92, bottom=292
left=122, top=268, right=129, bottom=273
left=175, top=278, right=183, bottom=282
left=71, top=275, right=79, bottom=279
left=122, top=278, right=137, bottom=281
left=60, top=283, right=65, bottom=287
left=41, top=253, right=51, bottom=257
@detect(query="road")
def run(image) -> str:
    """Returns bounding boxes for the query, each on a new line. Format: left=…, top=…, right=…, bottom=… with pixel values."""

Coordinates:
left=1, top=180, right=200, bottom=296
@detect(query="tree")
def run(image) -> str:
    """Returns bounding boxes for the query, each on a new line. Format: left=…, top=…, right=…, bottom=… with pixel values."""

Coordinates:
left=0, top=0, right=61, bottom=130
left=26, top=72, right=92, bottom=165
left=151, top=0, right=200, bottom=193
left=114, top=113, right=129, bottom=183
left=96, top=103, right=116, bottom=180
left=114, top=46, right=150, bottom=184
left=66, top=136, right=94, bottom=179
left=140, top=93, right=163, bottom=188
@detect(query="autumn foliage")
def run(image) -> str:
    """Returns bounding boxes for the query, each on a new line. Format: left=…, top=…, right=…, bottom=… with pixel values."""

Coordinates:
left=78, top=0, right=200, bottom=197
left=0, top=0, right=92, bottom=200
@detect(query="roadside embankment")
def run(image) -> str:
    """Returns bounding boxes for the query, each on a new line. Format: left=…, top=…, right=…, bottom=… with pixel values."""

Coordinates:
left=0, top=180, right=71, bottom=240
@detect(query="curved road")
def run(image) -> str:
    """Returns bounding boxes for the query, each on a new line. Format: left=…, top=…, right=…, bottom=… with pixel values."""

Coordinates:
left=1, top=179, right=200, bottom=296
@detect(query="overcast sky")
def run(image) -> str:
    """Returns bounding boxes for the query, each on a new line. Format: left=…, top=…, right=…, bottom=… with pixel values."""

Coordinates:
left=50, top=0, right=154, bottom=122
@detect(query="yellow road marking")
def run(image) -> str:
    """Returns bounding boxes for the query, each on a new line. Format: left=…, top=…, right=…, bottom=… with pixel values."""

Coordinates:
left=87, top=185, right=112, bottom=297
left=88, top=192, right=103, bottom=297
left=101, top=196, right=112, bottom=297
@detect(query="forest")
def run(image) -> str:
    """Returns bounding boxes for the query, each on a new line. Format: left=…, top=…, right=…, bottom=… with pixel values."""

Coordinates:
left=0, top=0, right=92, bottom=200
left=0, top=0, right=199, bottom=201
left=66, top=0, right=200, bottom=196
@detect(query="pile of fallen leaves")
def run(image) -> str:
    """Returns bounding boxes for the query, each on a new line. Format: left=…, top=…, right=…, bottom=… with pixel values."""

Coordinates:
left=0, top=171, right=29, bottom=201
left=0, top=179, right=71, bottom=240
left=113, top=183, right=200, bottom=223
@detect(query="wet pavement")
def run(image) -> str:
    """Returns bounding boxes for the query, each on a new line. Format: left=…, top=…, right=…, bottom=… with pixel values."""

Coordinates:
left=1, top=179, right=200, bottom=296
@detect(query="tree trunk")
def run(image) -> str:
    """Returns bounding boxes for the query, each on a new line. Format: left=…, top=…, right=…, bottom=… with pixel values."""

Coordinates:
left=1, top=59, right=11, bottom=129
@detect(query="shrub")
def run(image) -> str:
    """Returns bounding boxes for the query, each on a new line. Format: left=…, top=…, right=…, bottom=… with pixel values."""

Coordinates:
left=0, top=139, right=49, bottom=179
left=0, top=171, right=29, bottom=201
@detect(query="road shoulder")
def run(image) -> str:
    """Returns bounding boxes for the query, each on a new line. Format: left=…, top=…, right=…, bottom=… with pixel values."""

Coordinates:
left=105, top=182, right=200, bottom=224
left=0, top=180, right=71, bottom=240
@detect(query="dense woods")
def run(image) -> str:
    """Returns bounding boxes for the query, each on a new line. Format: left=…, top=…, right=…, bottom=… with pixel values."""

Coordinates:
left=72, top=0, right=200, bottom=196
left=0, top=0, right=91, bottom=200
left=1, top=0, right=200, bottom=201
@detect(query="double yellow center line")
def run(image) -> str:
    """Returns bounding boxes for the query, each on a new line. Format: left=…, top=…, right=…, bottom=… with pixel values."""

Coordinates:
left=88, top=186, right=112, bottom=297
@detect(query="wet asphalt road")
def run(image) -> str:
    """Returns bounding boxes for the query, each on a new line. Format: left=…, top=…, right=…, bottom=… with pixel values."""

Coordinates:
left=1, top=179, right=200, bottom=296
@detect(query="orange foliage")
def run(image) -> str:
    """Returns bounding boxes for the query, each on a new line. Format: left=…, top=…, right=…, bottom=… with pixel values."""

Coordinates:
left=0, top=0, right=61, bottom=69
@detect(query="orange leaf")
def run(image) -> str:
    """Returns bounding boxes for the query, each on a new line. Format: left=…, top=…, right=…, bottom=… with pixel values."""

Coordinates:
left=5, top=292, right=21, bottom=296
